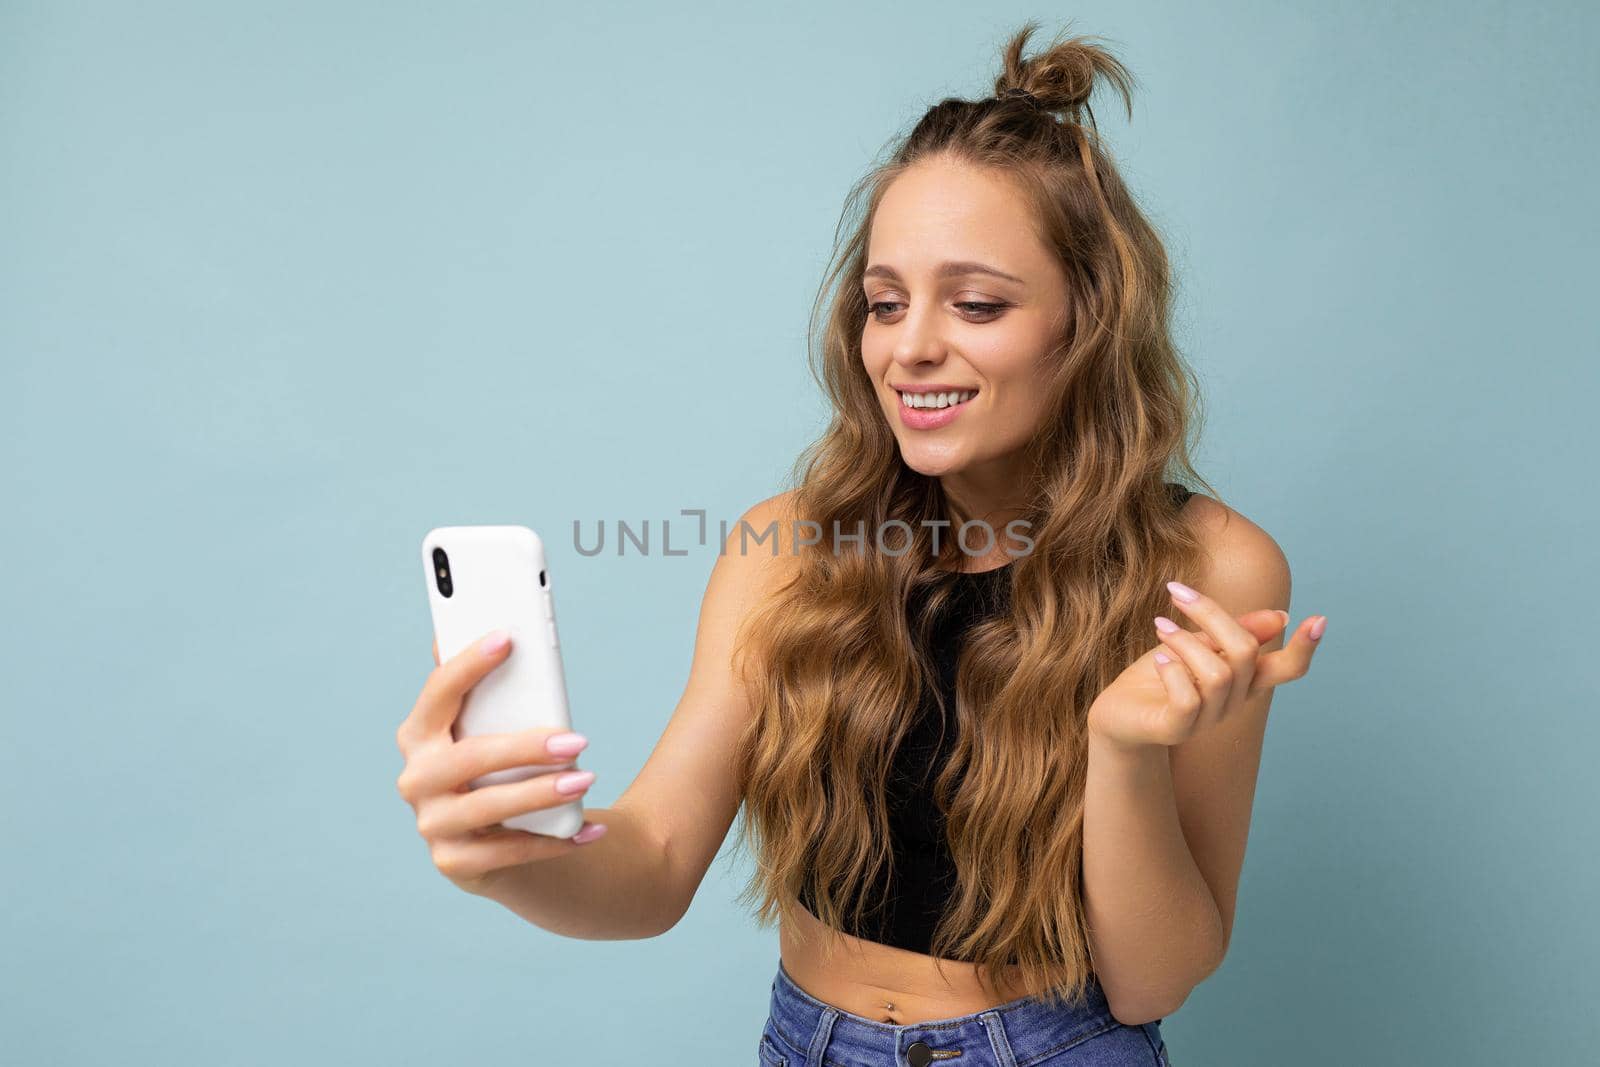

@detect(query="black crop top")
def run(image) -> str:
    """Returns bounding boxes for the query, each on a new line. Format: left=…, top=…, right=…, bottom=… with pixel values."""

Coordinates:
left=795, top=482, right=1195, bottom=959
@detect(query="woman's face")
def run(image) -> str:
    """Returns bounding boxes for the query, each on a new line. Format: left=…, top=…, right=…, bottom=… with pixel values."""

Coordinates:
left=860, top=156, right=1069, bottom=499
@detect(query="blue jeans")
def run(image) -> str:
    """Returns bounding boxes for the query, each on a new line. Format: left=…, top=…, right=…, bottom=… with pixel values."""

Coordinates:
left=760, top=959, right=1170, bottom=1066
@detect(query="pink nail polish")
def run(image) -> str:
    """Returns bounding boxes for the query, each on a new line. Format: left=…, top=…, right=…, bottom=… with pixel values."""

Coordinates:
left=1309, top=616, right=1327, bottom=640
left=1154, top=615, right=1180, bottom=634
left=554, top=769, right=595, bottom=795
left=481, top=630, right=511, bottom=656
left=546, top=732, right=588, bottom=756
left=1154, top=651, right=1172, bottom=665
left=1167, top=581, right=1199, bottom=603
left=571, top=822, right=608, bottom=844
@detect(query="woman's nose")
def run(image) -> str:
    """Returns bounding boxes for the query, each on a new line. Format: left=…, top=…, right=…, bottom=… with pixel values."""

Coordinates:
left=890, top=310, right=948, bottom=367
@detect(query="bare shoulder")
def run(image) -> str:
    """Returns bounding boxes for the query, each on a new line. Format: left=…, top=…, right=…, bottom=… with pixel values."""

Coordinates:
left=1179, top=492, right=1292, bottom=617
left=728, top=486, right=804, bottom=564
left=710, top=487, right=805, bottom=625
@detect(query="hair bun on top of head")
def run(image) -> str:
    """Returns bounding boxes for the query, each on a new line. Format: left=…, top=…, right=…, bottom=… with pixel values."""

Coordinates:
left=993, top=25, right=1139, bottom=134
left=1000, top=86, right=1046, bottom=110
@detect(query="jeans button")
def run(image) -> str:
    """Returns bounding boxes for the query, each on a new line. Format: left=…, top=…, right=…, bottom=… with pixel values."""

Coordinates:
left=906, top=1041, right=933, bottom=1067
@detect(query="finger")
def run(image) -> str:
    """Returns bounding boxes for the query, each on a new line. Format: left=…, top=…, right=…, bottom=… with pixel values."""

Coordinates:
left=1185, top=610, right=1283, bottom=655
left=1251, top=614, right=1326, bottom=692
left=399, top=727, right=589, bottom=801
left=1249, top=609, right=1292, bottom=646
left=429, top=822, right=608, bottom=881
left=416, top=766, right=597, bottom=839
left=432, top=638, right=440, bottom=667
left=1165, top=581, right=1263, bottom=668
left=397, top=630, right=514, bottom=754
left=1154, top=616, right=1233, bottom=715
left=1184, top=611, right=1295, bottom=699
left=1151, top=649, right=1202, bottom=744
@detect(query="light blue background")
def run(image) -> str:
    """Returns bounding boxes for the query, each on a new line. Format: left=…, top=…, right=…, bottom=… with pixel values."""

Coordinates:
left=3, top=2, right=1595, bottom=1064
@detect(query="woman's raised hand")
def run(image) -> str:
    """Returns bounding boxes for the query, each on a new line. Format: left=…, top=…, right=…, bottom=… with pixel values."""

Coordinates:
left=395, top=631, right=607, bottom=895
left=1088, top=581, right=1326, bottom=751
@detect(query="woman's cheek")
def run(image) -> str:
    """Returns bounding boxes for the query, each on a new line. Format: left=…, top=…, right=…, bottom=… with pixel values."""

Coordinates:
left=989, top=393, right=1044, bottom=443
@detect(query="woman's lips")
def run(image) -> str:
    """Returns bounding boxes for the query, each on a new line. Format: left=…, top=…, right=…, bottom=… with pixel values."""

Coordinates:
left=897, top=392, right=976, bottom=430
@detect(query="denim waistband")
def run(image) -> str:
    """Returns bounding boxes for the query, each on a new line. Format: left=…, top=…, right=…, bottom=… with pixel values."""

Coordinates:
left=767, top=957, right=1152, bottom=1067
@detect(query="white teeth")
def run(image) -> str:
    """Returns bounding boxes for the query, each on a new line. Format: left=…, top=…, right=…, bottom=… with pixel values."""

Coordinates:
left=900, top=389, right=976, bottom=409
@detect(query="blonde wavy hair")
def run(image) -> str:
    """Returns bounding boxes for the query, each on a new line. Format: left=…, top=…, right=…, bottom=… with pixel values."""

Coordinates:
left=727, top=21, right=1221, bottom=1008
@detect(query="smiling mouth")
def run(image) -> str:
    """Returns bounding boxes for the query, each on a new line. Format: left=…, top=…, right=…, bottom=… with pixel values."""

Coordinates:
left=896, top=388, right=979, bottom=410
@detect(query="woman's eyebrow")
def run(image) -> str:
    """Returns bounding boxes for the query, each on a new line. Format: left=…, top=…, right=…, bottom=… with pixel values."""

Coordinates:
left=863, top=260, right=1026, bottom=285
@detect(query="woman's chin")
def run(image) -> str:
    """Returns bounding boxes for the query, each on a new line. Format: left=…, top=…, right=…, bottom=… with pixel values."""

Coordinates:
left=898, top=444, right=968, bottom=478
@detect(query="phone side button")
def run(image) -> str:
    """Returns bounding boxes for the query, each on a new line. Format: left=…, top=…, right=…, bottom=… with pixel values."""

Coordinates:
left=547, top=619, right=560, bottom=647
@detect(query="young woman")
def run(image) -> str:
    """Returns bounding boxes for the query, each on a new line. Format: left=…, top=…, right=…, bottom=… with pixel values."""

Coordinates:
left=396, top=22, right=1325, bottom=1067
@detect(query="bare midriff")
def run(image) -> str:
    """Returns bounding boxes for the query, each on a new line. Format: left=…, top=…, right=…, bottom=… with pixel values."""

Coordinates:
left=779, top=899, right=1045, bottom=1025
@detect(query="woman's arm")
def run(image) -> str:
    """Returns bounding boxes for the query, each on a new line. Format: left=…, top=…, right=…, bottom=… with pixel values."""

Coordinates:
left=1082, top=736, right=1227, bottom=1023
left=1083, top=498, right=1292, bottom=1024
left=465, top=804, right=677, bottom=939
left=470, top=492, right=799, bottom=940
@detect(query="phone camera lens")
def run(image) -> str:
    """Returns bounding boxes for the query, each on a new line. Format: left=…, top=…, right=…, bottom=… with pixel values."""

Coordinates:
left=539, top=569, right=547, bottom=588
left=432, top=547, right=454, bottom=598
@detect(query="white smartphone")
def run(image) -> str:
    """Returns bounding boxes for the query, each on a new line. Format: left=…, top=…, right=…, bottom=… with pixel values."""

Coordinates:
left=419, top=525, right=584, bottom=838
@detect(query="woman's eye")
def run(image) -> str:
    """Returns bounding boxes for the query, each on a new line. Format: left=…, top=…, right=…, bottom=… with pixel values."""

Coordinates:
left=956, top=302, right=1007, bottom=318
left=866, top=301, right=1007, bottom=320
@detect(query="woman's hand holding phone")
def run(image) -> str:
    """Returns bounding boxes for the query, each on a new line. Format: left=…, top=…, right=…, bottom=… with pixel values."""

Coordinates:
left=395, top=630, right=609, bottom=896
